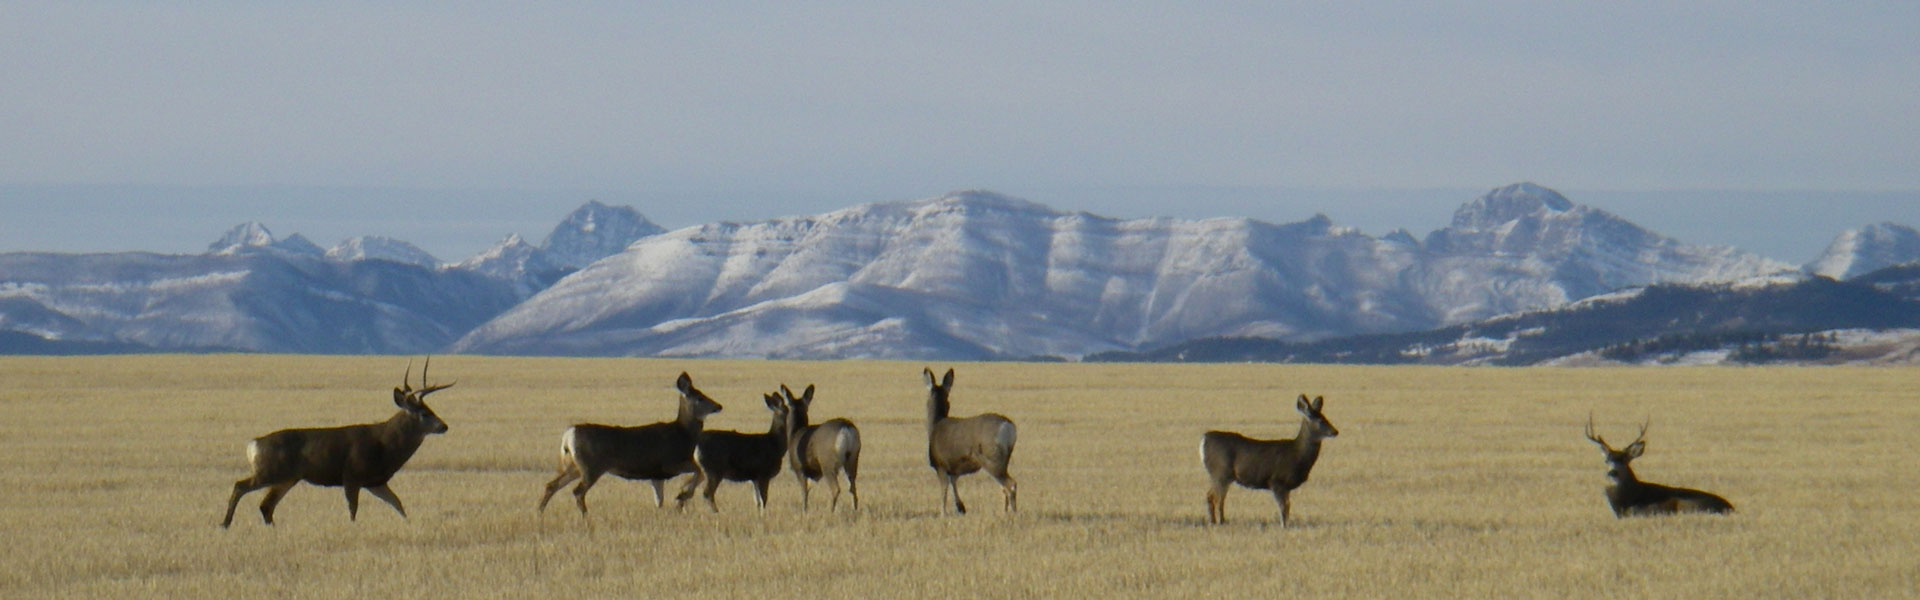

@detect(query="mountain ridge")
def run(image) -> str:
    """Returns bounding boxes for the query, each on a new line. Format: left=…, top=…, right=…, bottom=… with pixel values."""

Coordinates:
left=5, top=185, right=1919, bottom=362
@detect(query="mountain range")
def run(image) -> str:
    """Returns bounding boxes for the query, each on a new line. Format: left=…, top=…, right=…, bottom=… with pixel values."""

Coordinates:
left=3, top=184, right=1917, bottom=362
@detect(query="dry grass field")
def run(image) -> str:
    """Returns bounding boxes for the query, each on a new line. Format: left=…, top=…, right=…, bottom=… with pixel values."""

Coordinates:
left=2, top=355, right=1915, bottom=598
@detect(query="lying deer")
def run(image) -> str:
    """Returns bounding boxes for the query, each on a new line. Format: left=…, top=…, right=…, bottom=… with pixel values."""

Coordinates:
left=1201, top=394, right=1338, bottom=527
left=221, top=358, right=453, bottom=528
left=1585, top=416, right=1733, bottom=517
left=781, top=383, right=861, bottom=512
left=923, top=367, right=1017, bottom=515
left=537, top=372, right=723, bottom=521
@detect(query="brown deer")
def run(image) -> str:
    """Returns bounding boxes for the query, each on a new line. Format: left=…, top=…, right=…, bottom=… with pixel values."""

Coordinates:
left=1584, top=416, right=1734, bottom=517
left=780, top=383, right=861, bottom=512
left=683, top=392, right=790, bottom=512
left=537, top=372, right=723, bottom=520
left=1201, top=394, right=1339, bottom=527
left=220, top=358, right=454, bottom=528
left=923, top=367, right=1017, bottom=515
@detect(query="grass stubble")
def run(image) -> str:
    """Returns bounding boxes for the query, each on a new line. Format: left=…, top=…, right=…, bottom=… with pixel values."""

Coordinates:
left=0, top=356, right=1914, bottom=598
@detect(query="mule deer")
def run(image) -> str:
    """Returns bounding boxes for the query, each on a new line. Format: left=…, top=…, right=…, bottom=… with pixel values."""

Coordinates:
left=537, top=372, right=723, bottom=520
left=1584, top=416, right=1733, bottom=517
left=220, top=358, right=454, bottom=528
left=781, top=383, right=861, bottom=512
left=684, top=392, right=790, bottom=512
left=923, top=367, right=1017, bottom=515
left=1201, top=394, right=1339, bottom=526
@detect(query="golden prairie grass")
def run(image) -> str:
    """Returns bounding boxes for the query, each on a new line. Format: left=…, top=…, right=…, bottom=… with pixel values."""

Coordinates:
left=1, top=355, right=1915, bottom=598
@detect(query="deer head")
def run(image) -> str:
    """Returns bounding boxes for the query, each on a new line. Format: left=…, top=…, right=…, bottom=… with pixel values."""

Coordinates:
left=393, top=357, right=454, bottom=434
left=1584, top=414, right=1647, bottom=481
left=1295, top=394, right=1339, bottom=439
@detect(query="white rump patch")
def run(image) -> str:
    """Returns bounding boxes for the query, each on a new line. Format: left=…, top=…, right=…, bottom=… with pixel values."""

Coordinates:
left=560, top=427, right=578, bottom=460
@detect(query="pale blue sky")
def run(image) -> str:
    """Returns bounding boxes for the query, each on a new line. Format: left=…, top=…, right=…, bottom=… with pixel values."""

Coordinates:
left=3, top=3, right=1916, bottom=262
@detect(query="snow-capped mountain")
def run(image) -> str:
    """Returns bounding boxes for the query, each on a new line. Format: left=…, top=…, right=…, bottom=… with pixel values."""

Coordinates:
left=0, top=250, right=519, bottom=353
left=1417, top=183, right=1795, bottom=321
left=451, top=184, right=1795, bottom=358
left=1092, top=272, right=1920, bottom=366
left=451, top=234, right=576, bottom=298
left=208, top=222, right=325, bottom=257
left=539, top=200, right=666, bottom=269
left=446, top=201, right=666, bottom=298
left=1805, top=223, right=1920, bottom=279
left=325, top=236, right=441, bottom=268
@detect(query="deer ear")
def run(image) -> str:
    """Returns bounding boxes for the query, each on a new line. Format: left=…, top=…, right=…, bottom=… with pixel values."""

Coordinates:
left=924, top=368, right=936, bottom=387
left=780, top=384, right=795, bottom=401
left=765, top=393, right=784, bottom=411
left=1625, top=441, right=1646, bottom=458
left=942, top=369, right=955, bottom=390
left=676, top=372, right=693, bottom=393
left=1296, top=394, right=1312, bottom=414
left=802, top=384, right=815, bottom=403
left=393, top=387, right=411, bottom=408
left=1312, top=396, right=1325, bottom=411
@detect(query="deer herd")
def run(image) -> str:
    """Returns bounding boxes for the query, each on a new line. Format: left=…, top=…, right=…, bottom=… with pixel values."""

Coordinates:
left=221, top=359, right=1734, bottom=529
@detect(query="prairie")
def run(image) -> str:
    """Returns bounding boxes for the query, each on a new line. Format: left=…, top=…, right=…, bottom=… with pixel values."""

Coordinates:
left=1, top=355, right=1915, bottom=598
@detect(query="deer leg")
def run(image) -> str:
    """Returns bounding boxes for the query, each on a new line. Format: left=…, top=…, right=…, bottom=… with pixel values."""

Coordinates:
left=258, top=481, right=297, bottom=525
left=700, top=472, right=723, bottom=513
left=367, top=485, right=406, bottom=518
left=947, top=473, right=967, bottom=515
left=648, top=480, right=667, bottom=509
left=675, top=470, right=705, bottom=511
left=571, top=469, right=604, bottom=518
left=223, top=477, right=269, bottom=528
left=344, top=485, right=362, bottom=521
left=846, top=467, right=859, bottom=511
left=797, top=474, right=813, bottom=512
left=752, top=478, right=770, bottom=512
left=1206, top=481, right=1229, bottom=525
left=1272, top=489, right=1291, bottom=528
left=990, top=469, right=1018, bottom=513
left=823, top=473, right=840, bottom=512
left=537, top=465, right=580, bottom=512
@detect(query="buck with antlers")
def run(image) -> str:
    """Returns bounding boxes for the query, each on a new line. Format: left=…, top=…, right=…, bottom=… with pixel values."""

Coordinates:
left=220, top=358, right=454, bottom=528
left=1201, top=394, right=1339, bottom=527
left=1584, top=416, right=1733, bottom=517
left=537, top=372, right=723, bottom=520
left=781, top=383, right=861, bottom=512
left=923, top=367, right=1017, bottom=515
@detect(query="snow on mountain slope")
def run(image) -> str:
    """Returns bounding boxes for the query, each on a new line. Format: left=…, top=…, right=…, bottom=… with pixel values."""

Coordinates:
left=454, top=185, right=1791, bottom=358
left=446, top=201, right=666, bottom=299
left=325, top=236, right=441, bottom=268
left=1805, top=223, right=1920, bottom=279
left=451, top=234, right=575, bottom=298
left=208, top=222, right=325, bottom=257
left=1415, top=183, right=1794, bottom=322
left=539, top=200, right=667, bottom=268
left=0, top=250, right=519, bottom=354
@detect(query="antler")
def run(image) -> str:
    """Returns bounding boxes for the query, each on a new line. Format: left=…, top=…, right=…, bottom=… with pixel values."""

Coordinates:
left=1583, top=412, right=1611, bottom=450
left=399, top=359, right=415, bottom=393
left=1630, top=417, right=1650, bottom=447
left=414, top=355, right=456, bottom=397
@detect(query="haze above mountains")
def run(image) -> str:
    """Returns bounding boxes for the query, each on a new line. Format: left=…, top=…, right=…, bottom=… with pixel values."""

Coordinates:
left=2, top=184, right=1916, bottom=361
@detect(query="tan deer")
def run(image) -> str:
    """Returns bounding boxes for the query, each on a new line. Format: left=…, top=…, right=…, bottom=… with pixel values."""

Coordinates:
left=1584, top=415, right=1733, bottom=517
left=781, top=383, right=861, bottom=512
left=537, top=372, right=723, bottom=521
left=923, top=367, right=1017, bottom=515
left=220, top=358, right=454, bottom=528
left=1201, top=394, right=1338, bottom=527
